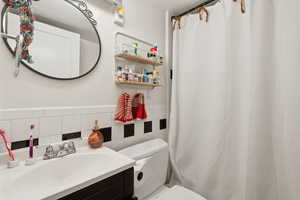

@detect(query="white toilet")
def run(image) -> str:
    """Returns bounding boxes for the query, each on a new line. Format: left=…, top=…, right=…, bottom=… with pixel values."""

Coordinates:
left=119, top=139, right=207, bottom=200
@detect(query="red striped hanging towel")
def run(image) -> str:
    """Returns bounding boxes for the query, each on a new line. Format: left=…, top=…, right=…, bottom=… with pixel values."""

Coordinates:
left=115, top=93, right=133, bottom=123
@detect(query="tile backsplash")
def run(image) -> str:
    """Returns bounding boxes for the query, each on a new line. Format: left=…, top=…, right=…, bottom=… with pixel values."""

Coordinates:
left=144, top=121, right=153, bottom=133
left=124, top=124, right=135, bottom=138
left=0, top=105, right=168, bottom=156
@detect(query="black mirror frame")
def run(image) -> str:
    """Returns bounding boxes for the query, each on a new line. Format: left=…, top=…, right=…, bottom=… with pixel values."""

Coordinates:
left=1, top=0, right=102, bottom=80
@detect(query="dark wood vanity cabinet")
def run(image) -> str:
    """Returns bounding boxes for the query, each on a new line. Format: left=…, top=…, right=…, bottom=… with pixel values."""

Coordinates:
left=59, top=168, right=134, bottom=200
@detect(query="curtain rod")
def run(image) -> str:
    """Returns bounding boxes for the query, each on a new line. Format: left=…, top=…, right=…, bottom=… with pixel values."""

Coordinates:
left=172, top=0, right=219, bottom=19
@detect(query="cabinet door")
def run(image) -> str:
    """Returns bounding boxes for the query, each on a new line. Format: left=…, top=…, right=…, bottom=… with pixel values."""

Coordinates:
left=84, top=182, right=123, bottom=200
left=123, top=168, right=134, bottom=199
left=59, top=168, right=134, bottom=200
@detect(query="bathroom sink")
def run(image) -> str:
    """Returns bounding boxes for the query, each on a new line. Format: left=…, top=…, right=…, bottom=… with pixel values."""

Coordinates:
left=0, top=147, right=135, bottom=200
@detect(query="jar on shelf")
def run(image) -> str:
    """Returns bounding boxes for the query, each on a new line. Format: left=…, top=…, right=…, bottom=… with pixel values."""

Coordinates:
left=137, top=73, right=142, bottom=82
left=128, top=68, right=134, bottom=81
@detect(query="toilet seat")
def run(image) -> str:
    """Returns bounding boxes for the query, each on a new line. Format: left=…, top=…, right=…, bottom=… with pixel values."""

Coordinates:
left=147, top=185, right=207, bottom=200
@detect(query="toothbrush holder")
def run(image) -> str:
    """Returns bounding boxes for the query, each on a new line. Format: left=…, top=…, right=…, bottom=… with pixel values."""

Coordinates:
left=7, top=160, right=20, bottom=169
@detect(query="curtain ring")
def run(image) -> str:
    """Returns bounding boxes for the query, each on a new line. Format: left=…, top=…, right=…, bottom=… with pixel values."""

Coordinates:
left=198, top=7, right=209, bottom=23
left=172, top=17, right=176, bottom=30
left=233, top=0, right=246, bottom=14
left=241, top=0, right=246, bottom=13
left=172, top=16, right=182, bottom=30
left=202, top=7, right=209, bottom=22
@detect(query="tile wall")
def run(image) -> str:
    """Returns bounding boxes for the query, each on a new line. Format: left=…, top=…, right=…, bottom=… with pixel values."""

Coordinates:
left=0, top=105, right=168, bottom=157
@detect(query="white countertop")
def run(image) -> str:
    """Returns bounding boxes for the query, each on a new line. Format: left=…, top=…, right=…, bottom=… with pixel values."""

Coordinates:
left=0, top=146, right=135, bottom=200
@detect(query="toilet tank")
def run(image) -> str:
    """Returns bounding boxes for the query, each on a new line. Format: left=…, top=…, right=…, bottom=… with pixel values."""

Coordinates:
left=119, top=139, right=169, bottom=199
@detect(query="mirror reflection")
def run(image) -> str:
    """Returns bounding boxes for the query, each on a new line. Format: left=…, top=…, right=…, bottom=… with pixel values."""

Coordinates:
left=3, top=0, right=101, bottom=79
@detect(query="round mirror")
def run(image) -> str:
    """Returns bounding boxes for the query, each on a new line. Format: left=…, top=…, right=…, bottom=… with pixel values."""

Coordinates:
left=1, top=0, right=101, bottom=80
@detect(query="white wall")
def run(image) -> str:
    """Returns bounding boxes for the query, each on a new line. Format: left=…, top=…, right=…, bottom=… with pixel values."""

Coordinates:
left=0, top=0, right=167, bottom=109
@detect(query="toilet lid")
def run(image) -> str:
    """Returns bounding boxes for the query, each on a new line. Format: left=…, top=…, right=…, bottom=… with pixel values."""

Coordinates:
left=154, top=185, right=207, bottom=200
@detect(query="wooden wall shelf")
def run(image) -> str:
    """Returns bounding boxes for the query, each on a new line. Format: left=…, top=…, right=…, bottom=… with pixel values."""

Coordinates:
left=115, top=80, right=160, bottom=87
left=115, top=53, right=162, bottom=66
left=114, top=33, right=163, bottom=90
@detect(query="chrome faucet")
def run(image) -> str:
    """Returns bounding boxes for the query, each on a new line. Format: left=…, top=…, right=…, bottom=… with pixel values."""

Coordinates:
left=43, top=141, right=76, bottom=160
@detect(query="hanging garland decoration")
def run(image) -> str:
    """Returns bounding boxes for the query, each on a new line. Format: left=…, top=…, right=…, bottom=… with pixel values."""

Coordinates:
left=3, top=0, right=34, bottom=63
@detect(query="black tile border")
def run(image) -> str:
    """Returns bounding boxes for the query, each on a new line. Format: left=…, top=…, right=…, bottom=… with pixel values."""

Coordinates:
left=124, top=124, right=135, bottom=138
left=62, top=132, right=82, bottom=141
left=160, top=119, right=167, bottom=130
left=100, top=127, right=112, bottom=142
left=144, top=121, right=152, bottom=134
left=11, top=138, right=39, bottom=150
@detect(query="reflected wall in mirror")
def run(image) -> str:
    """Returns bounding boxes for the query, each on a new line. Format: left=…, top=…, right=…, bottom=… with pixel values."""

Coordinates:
left=1, top=0, right=101, bottom=80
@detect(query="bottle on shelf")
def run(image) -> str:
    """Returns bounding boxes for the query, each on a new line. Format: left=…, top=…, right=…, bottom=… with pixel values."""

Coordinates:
left=148, top=72, right=153, bottom=83
left=143, top=69, right=149, bottom=83
left=134, top=73, right=139, bottom=82
left=116, top=66, right=123, bottom=81
left=123, top=66, right=129, bottom=81
left=128, top=68, right=134, bottom=81
left=132, top=42, right=138, bottom=55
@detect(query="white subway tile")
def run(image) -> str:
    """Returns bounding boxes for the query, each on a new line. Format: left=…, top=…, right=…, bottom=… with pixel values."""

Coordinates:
left=0, top=121, right=11, bottom=141
left=39, top=135, right=62, bottom=146
left=0, top=106, right=117, bottom=120
left=62, top=115, right=81, bottom=134
left=0, top=109, right=43, bottom=120
left=43, top=107, right=75, bottom=117
left=81, top=113, right=113, bottom=131
left=160, top=129, right=168, bottom=135
left=152, top=119, right=160, bottom=133
left=160, top=113, right=168, bottom=120
left=0, top=121, right=11, bottom=154
left=79, top=106, right=115, bottom=114
left=11, top=118, right=39, bottom=142
left=0, top=146, right=5, bottom=154
left=112, top=124, right=124, bottom=143
left=147, top=105, right=167, bottom=118
left=0, top=152, right=10, bottom=165
left=134, top=121, right=144, bottom=137
left=40, top=117, right=62, bottom=137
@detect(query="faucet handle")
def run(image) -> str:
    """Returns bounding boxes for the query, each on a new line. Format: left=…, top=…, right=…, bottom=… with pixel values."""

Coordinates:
left=65, top=141, right=76, bottom=153
left=43, top=145, right=55, bottom=160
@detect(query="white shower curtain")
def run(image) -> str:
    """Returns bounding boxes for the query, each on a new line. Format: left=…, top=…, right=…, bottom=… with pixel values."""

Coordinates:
left=169, top=0, right=300, bottom=200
